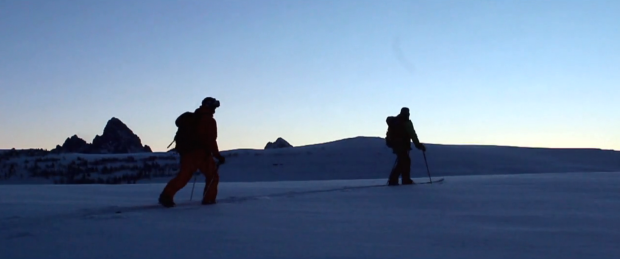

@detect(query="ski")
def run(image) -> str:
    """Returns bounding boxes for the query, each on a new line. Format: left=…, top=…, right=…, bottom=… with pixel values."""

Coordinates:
left=418, top=178, right=445, bottom=184
left=386, top=178, right=445, bottom=186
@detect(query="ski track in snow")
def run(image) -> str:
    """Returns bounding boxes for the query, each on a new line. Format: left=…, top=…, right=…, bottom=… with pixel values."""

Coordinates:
left=0, top=177, right=444, bottom=231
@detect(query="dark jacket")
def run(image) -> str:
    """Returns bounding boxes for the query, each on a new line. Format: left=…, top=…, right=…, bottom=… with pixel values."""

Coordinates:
left=386, top=114, right=421, bottom=152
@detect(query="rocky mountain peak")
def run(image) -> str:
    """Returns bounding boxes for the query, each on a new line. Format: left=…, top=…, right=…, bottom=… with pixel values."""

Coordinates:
left=91, top=117, right=151, bottom=154
left=53, top=135, right=89, bottom=153
left=264, top=137, right=293, bottom=149
left=52, top=117, right=152, bottom=154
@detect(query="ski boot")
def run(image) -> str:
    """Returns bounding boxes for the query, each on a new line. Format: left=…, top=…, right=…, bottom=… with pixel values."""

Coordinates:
left=401, top=178, right=415, bottom=185
left=387, top=179, right=399, bottom=186
left=158, top=193, right=175, bottom=208
left=201, top=198, right=216, bottom=205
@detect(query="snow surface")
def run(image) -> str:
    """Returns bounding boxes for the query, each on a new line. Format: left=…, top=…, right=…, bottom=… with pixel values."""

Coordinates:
left=2, top=171, right=620, bottom=259
left=2, top=137, right=620, bottom=258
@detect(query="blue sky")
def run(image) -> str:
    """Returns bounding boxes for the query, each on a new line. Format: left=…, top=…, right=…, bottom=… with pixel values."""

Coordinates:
left=1, top=0, right=618, bottom=151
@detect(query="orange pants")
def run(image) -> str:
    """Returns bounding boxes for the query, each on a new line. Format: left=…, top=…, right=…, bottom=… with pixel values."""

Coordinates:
left=161, top=150, right=219, bottom=203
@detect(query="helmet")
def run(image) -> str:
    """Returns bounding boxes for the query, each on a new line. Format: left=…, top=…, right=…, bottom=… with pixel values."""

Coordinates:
left=400, top=107, right=409, bottom=115
left=398, top=107, right=410, bottom=119
left=201, top=97, right=220, bottom=109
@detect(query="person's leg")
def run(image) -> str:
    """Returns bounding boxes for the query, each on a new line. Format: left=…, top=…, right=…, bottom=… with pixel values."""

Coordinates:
left=199, top=156, right=219, bottom=204
left=388, top=152, right=400, bottom=185
left=159, top=152, right=199, bottom=206
left=400, top=151, right=414, bottom=184
left=389, top=147, right=410, bottom=185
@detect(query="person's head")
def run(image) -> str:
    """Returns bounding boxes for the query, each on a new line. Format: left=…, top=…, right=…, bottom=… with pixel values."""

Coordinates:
left=200, top=97, right=220, bottom=114
left=398, top=107, right=410, bottom=119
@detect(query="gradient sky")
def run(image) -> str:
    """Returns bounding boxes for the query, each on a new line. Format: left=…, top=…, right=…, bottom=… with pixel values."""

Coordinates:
left=1, top=0, right=619, bottom=152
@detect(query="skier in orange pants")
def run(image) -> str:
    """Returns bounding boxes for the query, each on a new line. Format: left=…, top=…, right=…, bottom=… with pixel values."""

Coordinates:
left=160, top=149, right=220, bottom=205
left=159, top=97, right=225, bottom=207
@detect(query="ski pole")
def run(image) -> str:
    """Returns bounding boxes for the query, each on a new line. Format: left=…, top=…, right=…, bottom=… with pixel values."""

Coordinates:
left=422, top=151, right=432, bottom=183
left=189, top=172, right=198, bottom=201
left=190, top=160, right=223, bottom=201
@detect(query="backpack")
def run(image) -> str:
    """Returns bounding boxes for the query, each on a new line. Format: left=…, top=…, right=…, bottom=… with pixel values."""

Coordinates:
left=168, top=112, right=201, bottom=154
left=385, top=116, right=406, bottom=148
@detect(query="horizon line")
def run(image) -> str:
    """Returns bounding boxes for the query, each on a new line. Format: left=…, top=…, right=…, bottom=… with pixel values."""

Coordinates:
left=2, top=136, right=617, bottom=153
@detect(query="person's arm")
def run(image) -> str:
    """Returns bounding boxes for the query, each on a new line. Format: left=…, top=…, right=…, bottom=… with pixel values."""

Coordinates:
left=406, top=120, right=426, bottom=151
left=405, top=120, right=420, bottom=144
left=206, top=118, right=223, bottom=160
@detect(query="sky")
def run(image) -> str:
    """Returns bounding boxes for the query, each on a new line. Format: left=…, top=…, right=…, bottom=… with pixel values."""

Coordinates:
left=1, top=0, right=619, bottom=152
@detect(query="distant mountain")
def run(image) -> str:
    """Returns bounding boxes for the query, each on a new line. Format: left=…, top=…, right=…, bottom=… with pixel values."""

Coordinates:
left=51, top=117, right=152, bottom=154
left=265, top=137, right=293, bottom=149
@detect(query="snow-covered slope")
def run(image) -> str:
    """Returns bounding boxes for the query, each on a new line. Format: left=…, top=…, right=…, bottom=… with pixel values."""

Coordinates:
left=1, top=171, right=619, bottom=259
left=2, top=137, right=619, bottom=258
left=2, top=136, right=620, bottom=184
left=218, top=136, right=620, bottom=182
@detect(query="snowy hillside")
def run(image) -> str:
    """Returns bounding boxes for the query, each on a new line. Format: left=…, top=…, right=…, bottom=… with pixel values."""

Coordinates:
left=1, top=171, right=619, bottom=258
left=217, top=137, right=620, bottom=182
left=2, top=137, right=619, bottom=258
left=2, top=136, right=619, bottom=185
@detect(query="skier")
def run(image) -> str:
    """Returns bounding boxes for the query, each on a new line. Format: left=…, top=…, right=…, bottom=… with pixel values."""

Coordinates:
left=385, top=107, right=426, bottom=185
left=159, top=97, right=226, bottom=207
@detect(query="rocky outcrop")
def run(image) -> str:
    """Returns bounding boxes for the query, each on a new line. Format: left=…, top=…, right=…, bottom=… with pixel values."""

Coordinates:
left=52, top=117, right=152, bottom=154
left=264, top=137, right=293, bottom=149
left=52, top=135, right=90, bottom=153
left=90, top=117, right=151, bottom=154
